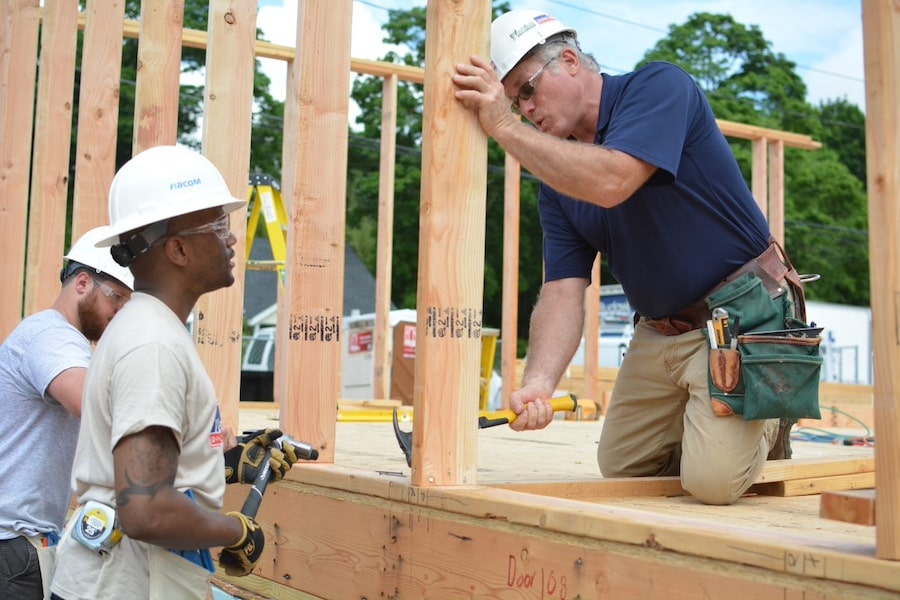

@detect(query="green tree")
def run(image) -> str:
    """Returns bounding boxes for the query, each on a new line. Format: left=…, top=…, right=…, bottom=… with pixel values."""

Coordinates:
left=816, top=98, right=867, bottom=186
left=641, top=13, right=870, bottom=305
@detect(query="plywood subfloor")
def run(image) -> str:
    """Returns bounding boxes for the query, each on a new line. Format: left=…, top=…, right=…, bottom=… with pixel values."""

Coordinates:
left=239, top=404, right=876, bottom=545
left=239, top=404, right=873, bottom=484
left=230, top=405, right=891, bottom=599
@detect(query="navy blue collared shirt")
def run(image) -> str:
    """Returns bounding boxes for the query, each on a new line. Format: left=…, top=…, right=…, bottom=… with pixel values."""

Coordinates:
left=539, top=62, right=770, bottom=318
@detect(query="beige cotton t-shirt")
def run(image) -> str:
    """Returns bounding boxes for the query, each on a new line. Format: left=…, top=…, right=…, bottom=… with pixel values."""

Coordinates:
left=51, top=293, right=226, bottom=600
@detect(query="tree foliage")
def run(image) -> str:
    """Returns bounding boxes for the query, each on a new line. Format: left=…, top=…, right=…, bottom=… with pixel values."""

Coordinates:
left=640, top=12, right=870, bottom=305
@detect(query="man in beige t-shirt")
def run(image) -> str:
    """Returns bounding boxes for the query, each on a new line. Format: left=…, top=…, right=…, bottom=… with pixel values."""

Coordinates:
left=51, top=146, right=299, bottom=600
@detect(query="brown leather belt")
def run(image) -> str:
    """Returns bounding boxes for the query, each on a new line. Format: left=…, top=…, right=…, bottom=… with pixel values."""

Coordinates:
left=641, top=298, right=711, bottom=336
left=641, top=240, right=801, bottom=336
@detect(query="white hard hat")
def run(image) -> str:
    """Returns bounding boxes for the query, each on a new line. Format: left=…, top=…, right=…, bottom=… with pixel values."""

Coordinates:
left=63, top=226, right=135, bottom=289
left=97, top=145, right=246, bottom=248
left=491, top=9, right=576, bottom=81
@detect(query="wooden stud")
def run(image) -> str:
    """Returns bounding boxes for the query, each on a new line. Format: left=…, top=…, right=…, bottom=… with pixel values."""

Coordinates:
left=0, top=0, right=40, bottom=336
left=583, top=256, right=601, bottom=405
left=862, top=0, right=900, bottom=560
left=751, top=137, right=768, bottom=218
left=721, top=121, right=820, bottom=150
left=24, top=0, right=78, bottom=315
left=132, top=0, right=183, bottom=151
left=71, top=0, right=126, bottom=238
left=373, top=74, right=398, bottom=401
left=496, top=477, right=686, bottom=500
left=411, top=0, right=490, bottom=486
left=272, top=62, right=296, bottom=412
left=501, top=153, right=521, bottom=410
left=279, top=0, right=353, bottom=460
left=193, top=0, right=257, bottom=435
left=767, top=139, right=785, bottom=246
left=751, top=474, right=875, bottom=497
left=755, top=456, right=874, bottom=482
left=496, top=457, right=875, bottom=500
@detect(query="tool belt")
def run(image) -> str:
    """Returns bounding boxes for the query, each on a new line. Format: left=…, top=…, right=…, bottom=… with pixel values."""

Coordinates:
left=641, top=238, right=804, bottom=336
left=704, top=238, right=821, bottom=421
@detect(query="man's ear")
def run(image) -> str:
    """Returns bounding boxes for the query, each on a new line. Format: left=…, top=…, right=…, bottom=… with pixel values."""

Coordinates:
left=74, top=271, right=94, bottom=293
left=559, top=47, right=579, bottom=74
left=161, top=237, right=191, bottom=267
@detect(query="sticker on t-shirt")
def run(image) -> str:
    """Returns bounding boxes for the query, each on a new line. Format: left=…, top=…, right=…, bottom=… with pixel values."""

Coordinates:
left=209, top=406, right=223, bottom=449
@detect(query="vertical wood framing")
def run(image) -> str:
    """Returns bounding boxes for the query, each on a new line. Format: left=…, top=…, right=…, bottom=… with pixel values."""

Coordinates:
left=0, top=0, right=40, bottom=336
left=132, top=0, right=184, bottom=151
left=273, top=61, right=296, bottom=410
left=767, top=140, right=785, bottom=246
left=583, top=257, right=601, bottom=404
left=71, top=0, right=126, bottom=238
left=412, top=0, right=490, bottom=486
left=279, top=0, right=353, bottom=459
left=373, top=73, right=398, bottom=401
left=501, top=153, right=521, bottom=410
left=862, top=0, right=900, bottom=560
left=751, top=137, right=768, bottom=218
left=195, top=0, right=257, bottom=434
left=24, top=0, right=78, bottom=315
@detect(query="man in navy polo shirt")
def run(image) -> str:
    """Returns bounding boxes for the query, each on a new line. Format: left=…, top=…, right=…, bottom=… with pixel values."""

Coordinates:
left=453, top=9, right=799, bottom=505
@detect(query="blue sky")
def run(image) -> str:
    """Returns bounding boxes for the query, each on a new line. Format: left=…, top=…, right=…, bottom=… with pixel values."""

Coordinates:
left=256, top=0, right=866, bottom=110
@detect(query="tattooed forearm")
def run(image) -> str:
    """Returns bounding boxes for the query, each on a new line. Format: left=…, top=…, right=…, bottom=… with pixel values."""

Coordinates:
left=115, top=426, right=179, bottom=507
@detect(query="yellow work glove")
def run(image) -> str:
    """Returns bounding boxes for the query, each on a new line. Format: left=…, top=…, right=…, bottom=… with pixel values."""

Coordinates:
left=223, top=428, right=295, bottom=484
left=218, top=511, right=265, bottom=576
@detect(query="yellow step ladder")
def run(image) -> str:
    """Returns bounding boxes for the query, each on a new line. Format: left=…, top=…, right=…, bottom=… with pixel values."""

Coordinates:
left=245, top=174, right=288, bottom=288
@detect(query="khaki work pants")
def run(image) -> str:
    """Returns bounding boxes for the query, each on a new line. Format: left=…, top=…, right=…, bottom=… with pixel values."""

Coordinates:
left=597, top=319, right=772, bottom=505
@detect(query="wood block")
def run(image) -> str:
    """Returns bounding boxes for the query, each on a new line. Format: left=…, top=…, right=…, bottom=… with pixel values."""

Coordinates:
left=751, top=472, right=875, bottom=497
left=756, top=457, right=874, bottom=482
left=819, top=489, right=876, bottom=526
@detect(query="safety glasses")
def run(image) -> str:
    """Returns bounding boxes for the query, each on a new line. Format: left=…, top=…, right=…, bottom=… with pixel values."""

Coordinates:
left=511, top=57, right=558, bottom=115
left=92, top=279, right=129, bottom=308
left=170, top=213, right=232, bottom=241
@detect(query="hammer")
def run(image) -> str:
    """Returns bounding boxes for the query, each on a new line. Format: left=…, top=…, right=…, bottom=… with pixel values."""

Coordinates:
left=392, top=394, right=578, bottom=467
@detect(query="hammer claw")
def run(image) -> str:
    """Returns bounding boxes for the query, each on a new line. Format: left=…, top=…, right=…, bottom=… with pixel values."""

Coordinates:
left=392, top=408, right=413, bottom=467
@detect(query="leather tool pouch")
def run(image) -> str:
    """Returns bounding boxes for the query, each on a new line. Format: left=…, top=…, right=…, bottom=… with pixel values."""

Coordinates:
left=705, top=268, right=822, bottom=421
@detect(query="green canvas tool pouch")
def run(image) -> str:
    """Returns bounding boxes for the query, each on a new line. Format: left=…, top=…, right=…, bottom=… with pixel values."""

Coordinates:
left=705, top=271, right=823, bottom=420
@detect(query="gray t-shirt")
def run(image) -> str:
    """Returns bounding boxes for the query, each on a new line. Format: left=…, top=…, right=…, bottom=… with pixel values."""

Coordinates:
left=0, top=309, right=89, bottom=539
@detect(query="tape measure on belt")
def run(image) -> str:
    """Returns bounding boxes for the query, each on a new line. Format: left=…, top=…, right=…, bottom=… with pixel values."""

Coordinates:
left=71, top=500, right=122, bottom=554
